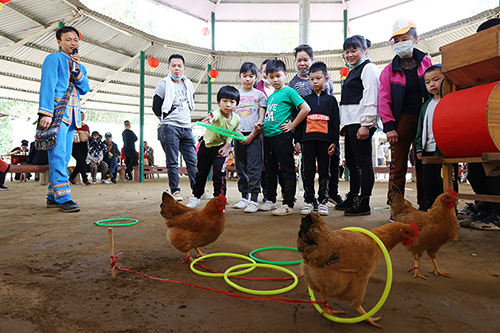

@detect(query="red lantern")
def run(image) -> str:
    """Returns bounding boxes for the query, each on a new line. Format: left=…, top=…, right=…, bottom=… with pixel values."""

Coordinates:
left=202, top=27, right=210, bottom=37
left=208, top=68, right=219, bottom=82
left=0, top=0, right=12, bottom=4
left=77, top=30, right=82, bottom=41
left=340, top=67, right=349, bottom=77
left=147, top=57, right=159, bottom=72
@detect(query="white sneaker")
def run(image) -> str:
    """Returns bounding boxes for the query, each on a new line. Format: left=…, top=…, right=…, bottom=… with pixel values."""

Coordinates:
left=234, top=198, right=249, bottom=209
left=244, top=201, right=259, bottom=213
left=318, top=204, right=329, bottom=216
left=173, top=191, right=183, bottom=201
left=259, top=201, right=277, bottom=211
left=186, top=197, right=201, bottom=208
left=272, top=204, right=293, bottom=216
left=201, top=192, right=214, bottom=200
left=300, top=203, right=314, bottom=215
left=101, top=179, right=111, bottom=184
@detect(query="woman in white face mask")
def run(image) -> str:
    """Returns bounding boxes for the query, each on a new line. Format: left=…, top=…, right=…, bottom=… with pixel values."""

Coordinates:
left=378, top=18, right=433, bottom=216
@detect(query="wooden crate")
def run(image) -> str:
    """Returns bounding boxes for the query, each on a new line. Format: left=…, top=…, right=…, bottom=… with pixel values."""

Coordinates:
left=441, top=25, right=500, bottom=89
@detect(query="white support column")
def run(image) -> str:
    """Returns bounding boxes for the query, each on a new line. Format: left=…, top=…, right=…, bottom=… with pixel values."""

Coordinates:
left=299, top=0, right=310, bottom=45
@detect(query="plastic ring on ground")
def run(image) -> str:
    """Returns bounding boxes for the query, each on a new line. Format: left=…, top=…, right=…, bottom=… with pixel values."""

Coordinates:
left=249, top=246, right=304, bottom=266
left=95, top=218, right=139, bottom=227
left=190, top=252, right=257, bottom=278
left=308, top=227, right=393, bottom=323
left=224, top=263, right=299, bottom=295
left=196, top=122, right=247, bottom=141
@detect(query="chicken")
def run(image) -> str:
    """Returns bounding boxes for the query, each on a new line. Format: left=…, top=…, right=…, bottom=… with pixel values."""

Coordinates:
left=395, top=189, right=459, bottom=279
left=389, top=184, right=419, bottom=220
left=297, top=213, right=419, bottom=328
left=160, top=192, right=227, bottom=262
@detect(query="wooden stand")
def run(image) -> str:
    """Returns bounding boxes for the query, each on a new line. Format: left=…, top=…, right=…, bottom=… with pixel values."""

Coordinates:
left=108, top=228, right=116, bottom=278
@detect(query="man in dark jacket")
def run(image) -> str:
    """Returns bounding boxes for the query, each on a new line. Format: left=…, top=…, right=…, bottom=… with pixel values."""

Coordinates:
left=122, top=120, right=138, bottom=180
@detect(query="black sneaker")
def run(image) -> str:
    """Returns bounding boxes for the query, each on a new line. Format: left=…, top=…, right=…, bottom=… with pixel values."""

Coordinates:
left=328, top=194, right=344, bottom=205
left=345, top=197, right=371, bottom=216
left=59, top=201, right=80, bottom=213
left=46, top=199, right=59, bottom=208
left=111, top=177, right=117, bottom=184
left=0, top=185, right=9, bottom=191
left=335, top=192, right=358, bottom=210
left=459, top=211, right=489, bottom=228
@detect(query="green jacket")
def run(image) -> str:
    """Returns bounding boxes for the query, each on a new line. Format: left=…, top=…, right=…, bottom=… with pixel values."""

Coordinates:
left=415, top=98, right=443, bottom=156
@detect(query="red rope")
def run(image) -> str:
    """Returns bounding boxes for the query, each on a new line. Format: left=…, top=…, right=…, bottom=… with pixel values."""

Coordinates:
left=110, top=253, right=331, bottom=310
left=408, top=261, right=416, bottom=272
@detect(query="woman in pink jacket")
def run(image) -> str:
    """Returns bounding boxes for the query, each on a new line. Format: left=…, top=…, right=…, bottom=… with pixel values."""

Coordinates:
left=379, top=18, right=432, bottom=215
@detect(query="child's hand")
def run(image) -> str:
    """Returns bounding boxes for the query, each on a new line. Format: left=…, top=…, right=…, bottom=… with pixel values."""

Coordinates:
left=280, top=120, right=294, bottom=133
left=327, top=143, right=336, bottom=156
left=201, top=111, right=214, bottom=124
left=240, top=135, right=253, bottom=146
left=416, top=152, right=422, bottom=160
left=294, top=142, right=301, bottom=154
left=254, top=120, right=264, bottom=129
left=356, top=126, right=370, bottom=140
left=386, top=130, right=398, bottom=144
left=219, top=144, right=230, bottom=157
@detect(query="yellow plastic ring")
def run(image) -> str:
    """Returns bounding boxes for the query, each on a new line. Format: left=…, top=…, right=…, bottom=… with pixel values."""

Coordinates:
left=224, top=263, right=299, bottom=295
left=190, top=252, right=257, bottom=278
left=308, top=227, right=393, bottom=323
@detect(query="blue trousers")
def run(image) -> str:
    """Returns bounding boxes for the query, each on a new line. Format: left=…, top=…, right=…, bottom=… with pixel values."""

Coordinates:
left=47, top=121, right=75, bottom=204
left=104, top=156, right=119, bottom=179
left=158, top=124, right=197, bottom=193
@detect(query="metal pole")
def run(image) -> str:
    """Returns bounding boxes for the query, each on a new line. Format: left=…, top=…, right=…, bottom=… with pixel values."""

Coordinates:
left=58, top=21, right=64, bottom=53
left=139, top=51, right=145, bottom=182
left=208, top=11, right=215, bottom=113
left=343, top=3, right=350, bottom=182
left=299, top=0, right=310, bottom=44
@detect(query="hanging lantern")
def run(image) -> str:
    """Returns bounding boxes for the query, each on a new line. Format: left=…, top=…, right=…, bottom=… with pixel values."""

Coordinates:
left=0, top=0, right=12, bottom=4
left=147, top=56, right=159, bottom=72
left=340, top=67, right=349, bottom=79
left=341, top=26, right=352, bottom=36
left=208, top=68, right=219, bottom=82
left=202, top=27, right=210, bottom=37
left=77, top=29, right=82, bottom=41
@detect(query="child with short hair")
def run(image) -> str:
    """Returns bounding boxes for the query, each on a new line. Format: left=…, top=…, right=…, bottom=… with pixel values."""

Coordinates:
left=297, top=62, right=339, bottom=216
left=233, top=62, right=267, bottom=213
left=260, top=59, right=311, bottom=216
left=415, top=65, right=445, bottom=210
left=186, top=85, right=241, bottom=208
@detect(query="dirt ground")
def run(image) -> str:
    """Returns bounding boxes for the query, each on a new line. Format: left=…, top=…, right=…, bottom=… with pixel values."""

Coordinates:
left=1, top=175, right=499, bottom=333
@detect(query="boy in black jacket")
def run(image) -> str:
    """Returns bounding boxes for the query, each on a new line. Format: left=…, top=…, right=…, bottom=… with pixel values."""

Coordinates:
left=296, top=62, right=340, bottom=216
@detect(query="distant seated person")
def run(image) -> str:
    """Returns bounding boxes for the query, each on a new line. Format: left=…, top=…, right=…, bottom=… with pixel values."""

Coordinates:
left=144, top=141, right=154, bottom=166
left=103, top=132, right=120, bottom=183
left=11, top=139, right=30, bottom=180
left=86, top=131, right=110, bottom=184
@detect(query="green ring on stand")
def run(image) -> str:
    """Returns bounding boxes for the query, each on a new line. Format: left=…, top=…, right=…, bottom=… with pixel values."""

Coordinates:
left=95, top=218, right=139, bottom=227
left=190, top=252, right=257, bottom=278
left=249, top=246, right=304, bottom=266
left=196, top=122, right=247, bottom=141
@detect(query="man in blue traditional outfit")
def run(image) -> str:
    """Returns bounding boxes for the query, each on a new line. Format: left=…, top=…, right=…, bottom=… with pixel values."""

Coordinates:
left=38, top=26, right=90, bottom=212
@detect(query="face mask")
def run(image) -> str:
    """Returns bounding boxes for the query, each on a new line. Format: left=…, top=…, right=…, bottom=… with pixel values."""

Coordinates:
left=296, top=68, right=309, bottom=75
left=170, top=74, right=183, bottom=81
left=393, top=40, right=414, bottom=57
left=351, top=58, right=365, bottom=68
left=262, top=78, right=270, bottom=85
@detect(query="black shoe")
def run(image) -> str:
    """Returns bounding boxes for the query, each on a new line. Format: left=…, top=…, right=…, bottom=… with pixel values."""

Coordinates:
left=59, top=200, right=80, bottom=213
left=328, top=194, right=344, bottom=205
left=345, top=197, right=371, bottom=216
left=46, top=199, right=59, bottom=208
left=335, top=192, right=358, bottom=210
left=111, top=177, right=117, bottom=184
left=0, top=185, right=9, bottom=191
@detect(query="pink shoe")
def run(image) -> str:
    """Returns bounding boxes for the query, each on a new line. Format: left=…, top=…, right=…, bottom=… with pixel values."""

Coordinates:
left=84, top=182, right=91, bottom=186
left=69, top=179, right=76, bottom=185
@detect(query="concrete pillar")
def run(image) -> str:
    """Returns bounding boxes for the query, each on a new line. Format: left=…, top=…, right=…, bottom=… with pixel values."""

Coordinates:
left=299, top=0, right=310, bottom=44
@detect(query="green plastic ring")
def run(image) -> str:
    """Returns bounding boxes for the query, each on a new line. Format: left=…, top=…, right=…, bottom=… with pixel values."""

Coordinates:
left=95, top=218, right=139, bottom=227
left=190, top=252, right=257, bottom=278
left=196, top=122, right=247, bottom=141
left=308, top=226, right=393, bottom=324
left=249, top=246, right=304, bottom=266
left=224, top=263, right=298, bottom=295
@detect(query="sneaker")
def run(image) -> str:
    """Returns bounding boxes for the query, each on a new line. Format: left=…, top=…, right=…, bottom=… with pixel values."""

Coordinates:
left=58, top=200, right=80, bottom=213
left=457, top=203, right=478, bottom=220
left=389, top=213, right=395, bottom=223
left=69, top=179, right=76, bottom=185
left=110, top=178, right=117, bottom=184
left=186, top=197, right=201, bottom=208
left=84, top=181, right=91, bottom=186
left=470, top=214, right=500, bottom=230
left=345, top=197, right=371, bottom=216
left=459, top=211, right=489, bottom=228
left=328, top=194, right=344, bottom=205
left=335, top=192, right=358, bottom=211
left=318, top=204, right=329, bottom=216
left=259, top=201, right=277, bottom=211
left=272, top=204, right=293, bottom=216
left=300, top=203, right=314, bottom=215
left=101, top=179, right=111, bottom=184
left=0, top=185, right=9, bottom=191
left=244, top=201, right=259, bottom=213
left=46, top=199, right=59, bottom=208
left=234, top=198, right=249, bottom=209
left=201, top=192, right=214, bottom=200
left=173, top=191, right=183, bottom=201
left=92, top=179, right=97, bottom=184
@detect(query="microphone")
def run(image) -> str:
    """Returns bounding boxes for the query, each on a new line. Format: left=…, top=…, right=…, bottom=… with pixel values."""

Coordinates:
left=71, top=48, right=78, bottom=74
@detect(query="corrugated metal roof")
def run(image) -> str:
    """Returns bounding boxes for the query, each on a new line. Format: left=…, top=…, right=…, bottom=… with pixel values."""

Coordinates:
left=0, top=0, right=498, bottom=121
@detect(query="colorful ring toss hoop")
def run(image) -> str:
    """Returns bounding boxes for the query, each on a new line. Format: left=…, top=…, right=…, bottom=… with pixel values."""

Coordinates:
left=190, top=252, right=257, bottom=278
left=249, top=246, right=304, bottom=266
left=196, top=122, right=247, bottom=141
left=224, top=263, right=299, bottom=295
left=308, top=227, right=393, bottom=324
left=95, top=218, right=139, bottom=227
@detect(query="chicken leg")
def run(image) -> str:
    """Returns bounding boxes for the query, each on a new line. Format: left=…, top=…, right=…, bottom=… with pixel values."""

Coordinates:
left=355, top=305, right=382, bottom=329
left=320, top=294, right=346, bottom=316
left=185, top=252, right=193, bottom=263
left=195, top=248, right=206, bottom=258
left=411, top=260, right=428, bottom=280
left=430, top=258, right=451, bottom=277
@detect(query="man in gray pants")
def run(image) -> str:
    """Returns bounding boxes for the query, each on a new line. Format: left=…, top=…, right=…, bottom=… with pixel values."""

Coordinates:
left=152, top=54, right=197, bottom=201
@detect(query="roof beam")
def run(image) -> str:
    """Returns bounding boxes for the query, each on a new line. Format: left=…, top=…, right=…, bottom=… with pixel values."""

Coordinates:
left=81, top=45, right=152, bottom=105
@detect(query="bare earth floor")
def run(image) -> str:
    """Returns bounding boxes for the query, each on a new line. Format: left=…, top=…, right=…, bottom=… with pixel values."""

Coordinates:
left=1, top=176, right=499, bottom=333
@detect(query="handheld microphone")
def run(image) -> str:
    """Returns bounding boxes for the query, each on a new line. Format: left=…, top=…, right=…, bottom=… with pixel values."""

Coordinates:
left=71, top=48, right=78, bottom=74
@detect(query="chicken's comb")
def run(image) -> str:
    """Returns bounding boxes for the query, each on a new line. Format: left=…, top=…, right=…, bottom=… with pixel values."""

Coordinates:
left=447, top=189, right=458, bottom=200
left=218, top=194, right=226, bottom=202
left=410, top=222, right=420, bottom=238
